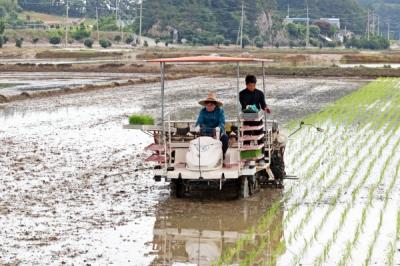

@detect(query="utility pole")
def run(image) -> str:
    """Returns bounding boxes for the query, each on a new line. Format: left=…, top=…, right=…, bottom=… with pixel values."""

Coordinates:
left=306, top=0, right=309, bottom=47
left=377, top=16, right=380, bottom=36
left=367, top=9, right=370, bottom=40
left=287, top=4, right=290, bottom=18
left=240, top=0, right=244, bottom=48
left=115, top=0, right=118, bottom=25
left=96, top=6, right=100, bottom=42
left=372, top=11, right=375, bottom=35
left=387, top=21, right=390, bottom=40
left=65, top=0, right=69, bottom=48
left=139, top=0, right=142, bottom=45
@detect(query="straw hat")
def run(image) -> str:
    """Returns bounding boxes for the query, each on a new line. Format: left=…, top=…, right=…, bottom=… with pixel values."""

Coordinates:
left=198, top=92, right=223, bottom=107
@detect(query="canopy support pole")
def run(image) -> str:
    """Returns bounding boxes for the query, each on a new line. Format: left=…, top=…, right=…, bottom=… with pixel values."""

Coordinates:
left=160, top=62, right=167, bottom=170
left=161, top=62, right=165, bottom=138
left=236, top=62, right=241, bottom=173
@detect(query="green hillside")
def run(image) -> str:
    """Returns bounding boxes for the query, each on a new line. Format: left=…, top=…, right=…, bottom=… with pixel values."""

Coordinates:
left=142, top=0, right=367, bottom=42
left=13, top=0, right=367, bottom=43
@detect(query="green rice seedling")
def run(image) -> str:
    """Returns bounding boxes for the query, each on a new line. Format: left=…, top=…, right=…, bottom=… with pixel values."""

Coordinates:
left=338, top=240, right=354, bottom=266
left=128, top=114, right=155, bottom=125
left=364, top=210, right=384, bottom=266
left=311, top=143, right=387, bottom=265
left=222, top=79, right=400, bottom=265
left=334, top=129, right=400, bottom=265
left=386, top=242, right=395, bottom=266
left=215, top=200, right=282, bottom=265
left=300, top=119, right=394, bottom=258
left=285, top=122, right=379, bottom=247
left=395, top=206, right=400, bottom=241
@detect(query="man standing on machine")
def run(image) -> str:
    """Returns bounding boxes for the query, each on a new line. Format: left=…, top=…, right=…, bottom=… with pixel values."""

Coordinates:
left=239, top=75, right=271, bottom=113
left=239, top=75, right=286, bottom=182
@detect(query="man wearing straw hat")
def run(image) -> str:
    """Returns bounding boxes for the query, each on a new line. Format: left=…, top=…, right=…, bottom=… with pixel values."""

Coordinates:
left=195, top=92, right=229, bottom=157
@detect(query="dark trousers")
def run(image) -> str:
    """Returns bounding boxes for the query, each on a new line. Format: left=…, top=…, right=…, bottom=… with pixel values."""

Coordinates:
left=220, top=134, right=228, bottom=155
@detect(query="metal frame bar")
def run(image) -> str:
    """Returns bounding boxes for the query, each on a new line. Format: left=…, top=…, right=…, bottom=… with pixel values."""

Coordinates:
left=236, top=62, right=241, bottom=173
left=160, top=62, right=167, bottom=172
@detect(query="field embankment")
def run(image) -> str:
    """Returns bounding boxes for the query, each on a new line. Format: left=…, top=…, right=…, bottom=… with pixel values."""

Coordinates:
left=341, top=53, right=400, bottom=63
left=1, top=62, right=400, bottom=79
left=35, top=50, right=124, bottom=59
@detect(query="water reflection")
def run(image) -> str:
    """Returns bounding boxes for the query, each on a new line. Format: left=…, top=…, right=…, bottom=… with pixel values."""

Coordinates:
left=148, top=189, right=283, bottom=265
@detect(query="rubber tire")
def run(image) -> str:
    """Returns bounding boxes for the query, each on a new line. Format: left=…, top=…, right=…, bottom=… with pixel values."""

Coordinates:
left=249, top=175, right=260, bottom=195
left=239, top=176, right=250, bottom=198
left=176, top=179, right=185, bottom=198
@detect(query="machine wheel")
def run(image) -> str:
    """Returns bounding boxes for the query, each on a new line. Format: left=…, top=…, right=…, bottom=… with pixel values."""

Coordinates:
left=239, top=176, right=250, bottom=198
left=176, top=178, right=185, bottom=198
left=171, top=177, right=185, bottom=198
left=276, top=179, right=284, bottom=189
left=248, top=175, right=260, bottom=195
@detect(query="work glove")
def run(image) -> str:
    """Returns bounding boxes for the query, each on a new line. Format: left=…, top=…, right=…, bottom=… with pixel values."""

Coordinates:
left=265, top=107, right=272, bottom=114
left=194, top=125, right=201, bottom=133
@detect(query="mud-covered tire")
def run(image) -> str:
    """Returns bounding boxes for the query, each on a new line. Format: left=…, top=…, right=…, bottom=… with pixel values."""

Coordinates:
left=171, top=179, right=185, bottom=198
left=239, top=176, right=249, bottom=198
left=248, top=175, right=260, bottom=195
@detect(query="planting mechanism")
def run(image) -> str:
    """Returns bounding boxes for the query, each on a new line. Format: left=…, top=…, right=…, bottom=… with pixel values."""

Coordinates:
left=125, top=56, right=287, bottom=198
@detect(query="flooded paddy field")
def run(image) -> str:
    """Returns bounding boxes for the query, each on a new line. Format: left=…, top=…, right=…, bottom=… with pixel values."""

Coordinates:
left=0, top=76, right=367, bottom=265
left=0, top=72, right=157, bottom=98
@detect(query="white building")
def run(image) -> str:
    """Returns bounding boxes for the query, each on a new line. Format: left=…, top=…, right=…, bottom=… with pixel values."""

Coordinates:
left=319, top=18, right=340, bottom=29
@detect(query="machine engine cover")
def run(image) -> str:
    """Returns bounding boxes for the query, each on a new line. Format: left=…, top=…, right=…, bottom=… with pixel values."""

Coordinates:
left=186, top=136, right=222, bottom=171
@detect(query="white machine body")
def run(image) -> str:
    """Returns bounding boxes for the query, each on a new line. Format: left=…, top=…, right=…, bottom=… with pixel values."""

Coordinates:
left=186, top=136, right=223, bottom=171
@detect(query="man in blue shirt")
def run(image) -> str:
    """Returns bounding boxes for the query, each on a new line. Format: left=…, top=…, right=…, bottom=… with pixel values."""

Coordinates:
left=196, top=92, right=228, bottom=157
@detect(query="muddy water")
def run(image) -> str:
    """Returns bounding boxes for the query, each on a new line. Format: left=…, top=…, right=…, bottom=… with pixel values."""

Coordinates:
left=0, top=76, right=366, bottom=265
left=0, top=72, right=156, bottom=97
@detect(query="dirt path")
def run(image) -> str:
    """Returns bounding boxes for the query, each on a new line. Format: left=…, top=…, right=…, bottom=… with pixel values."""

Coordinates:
left=0, top=76, right=366, bottom=265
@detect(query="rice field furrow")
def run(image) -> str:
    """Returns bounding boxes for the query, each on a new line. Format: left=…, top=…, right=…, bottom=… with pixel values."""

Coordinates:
left=309, top=123, right=399, bottom=265
left=283, top=105, right=399, bottom=243
left=285, top=128, right=376, bottom=245
left=282, top=122, right=374, bottom=227
left=292, top=128, right=395, bottom=265
left=307, top=80, right=400, bottom=264
left=220, top=79, right=400, bottom=266
left=337, top=133, right=400, bottom=266
left=280, top=78, right=400, bottom=264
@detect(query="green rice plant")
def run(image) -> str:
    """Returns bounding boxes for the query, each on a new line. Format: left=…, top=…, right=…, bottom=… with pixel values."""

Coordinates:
left=215, top=200, right=282, bottom=265
left=220, top=79, right=400, bottom=265
left=240, top=149, right=262, bottom=160
left=336, top=128, right=400, bottom=265
left=341, top=129, right=400, bottom=263
left=289, top=126, right=378, bottom=247
left=311, top=138, right=390, bottom=264
left=285, top=123, right=380, bottom=248
left=397, top=210, right=400, bottom=241
left=128, top=114, right=155, bottom=125
left=386, top=242, right=395, bottom=266
left=364, top=211, right=384, bottom=266
left=290, top=104, right=396, bottom=260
